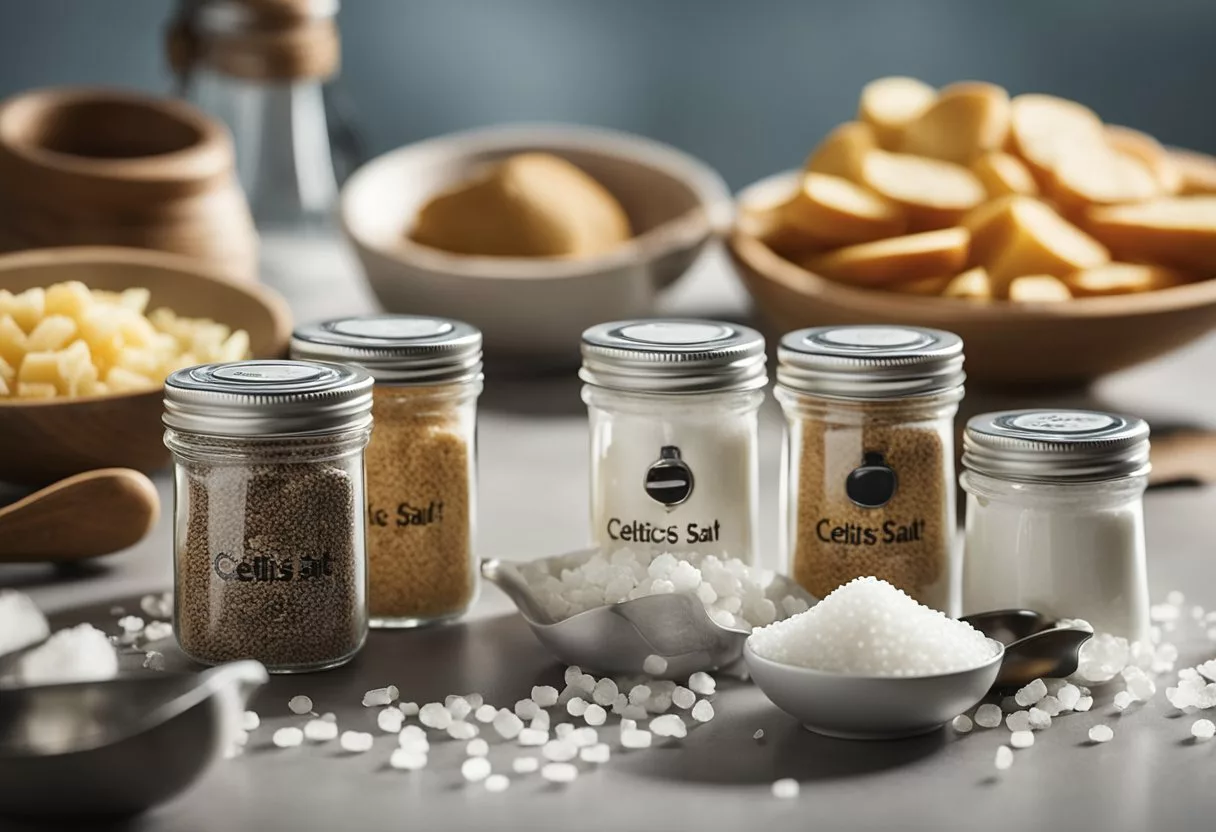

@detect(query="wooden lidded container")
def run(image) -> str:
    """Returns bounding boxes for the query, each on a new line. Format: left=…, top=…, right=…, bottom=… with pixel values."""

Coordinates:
left=0, top=87, right=258, bottom=281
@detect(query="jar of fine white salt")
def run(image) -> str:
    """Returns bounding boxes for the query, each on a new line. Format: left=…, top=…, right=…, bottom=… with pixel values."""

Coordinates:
left=580, top=320, right=766, bottom=564
left=961, top=409, right=1151, bottom=643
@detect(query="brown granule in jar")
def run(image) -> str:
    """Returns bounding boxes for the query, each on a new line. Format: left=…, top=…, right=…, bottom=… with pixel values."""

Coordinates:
left=365, top=385, right=473, bottom=621
left=175, top=440, right=366, bottom=670
left=793, top=416, right=950, bottom=608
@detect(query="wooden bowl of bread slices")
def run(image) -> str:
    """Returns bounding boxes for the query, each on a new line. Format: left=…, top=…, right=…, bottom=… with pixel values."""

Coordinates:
left=729, top=77, right=1216, bottom=385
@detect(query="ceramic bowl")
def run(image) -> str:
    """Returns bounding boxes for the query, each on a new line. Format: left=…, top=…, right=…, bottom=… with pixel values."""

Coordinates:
left=0, top=247, right=292, bottom=486
left=340, top=123, right=732, bottom=361
left=744, top=639, right=1004, bottom=740
left=729, top=171, right=1216, bottom=386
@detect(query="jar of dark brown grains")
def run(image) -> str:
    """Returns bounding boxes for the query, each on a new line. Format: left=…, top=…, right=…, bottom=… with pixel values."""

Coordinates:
left=291, top=315, right=482, bottom=628
left=164, top=359, right=373, bottom=673
left=775, top=326, right=965, bottom=614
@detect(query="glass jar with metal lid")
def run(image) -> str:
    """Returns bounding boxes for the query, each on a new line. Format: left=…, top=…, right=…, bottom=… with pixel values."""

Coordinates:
left=290, top=315, right=483, bottom=628
left=961, top=409, right=1151, bottom=643
left=580, top=319, right=767, bottom=564
left=163, top=359, right=373, bottom=673
left=775, top=325, right=965, bottom=613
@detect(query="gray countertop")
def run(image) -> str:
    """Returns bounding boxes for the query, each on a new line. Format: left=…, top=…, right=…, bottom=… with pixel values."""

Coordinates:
left=5, top=240, right=1216, bottom=832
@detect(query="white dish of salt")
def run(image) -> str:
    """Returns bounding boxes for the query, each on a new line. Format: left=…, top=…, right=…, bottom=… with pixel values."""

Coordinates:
left=744, top=577, right=1003, bottom=740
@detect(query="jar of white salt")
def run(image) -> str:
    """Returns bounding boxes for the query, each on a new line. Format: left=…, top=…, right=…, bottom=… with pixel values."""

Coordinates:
left=580, top=320, right=767, bottom=563
left=961, top=409, right=1151, bottom=643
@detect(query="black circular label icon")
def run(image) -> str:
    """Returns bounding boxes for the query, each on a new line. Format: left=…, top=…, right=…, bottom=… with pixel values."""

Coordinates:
left=644, top=446, right=694, bottom=508
left=846, top=451, right=898, bottom=508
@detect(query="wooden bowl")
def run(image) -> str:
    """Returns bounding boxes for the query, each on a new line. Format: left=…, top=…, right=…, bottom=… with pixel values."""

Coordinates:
left=730, top=172, right=1216, bottom=386
left=0, top=87, right=258, bottom=281
left=0, top=247, right=291, bottom=486
left=341, top=123, right=732, bottom=362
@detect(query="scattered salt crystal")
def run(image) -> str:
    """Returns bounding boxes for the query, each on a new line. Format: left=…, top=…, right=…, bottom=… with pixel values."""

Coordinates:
left=994, top=746, right=1014, bottom=770
left=621, top=729, right=653, bottom=749
left=1010, top=730, right=1034, bottom=749
left=570, top=727, right=598, bottom=747
left=584, top=704, right=607, bottom=726
left=555, top=723, right=574, bottom=740
left=1057, top=684, right=1081, bottom=711
left=0, top=591, right=49, bottom=656
left=232, top=729, right=249, bottom=748
left=465, top=693, right=484, bottom=709
left=691, top=700, right=715, bottom=723
left=1113, top=691, right=1134, bottom=712
left=532, top=686, right=559, bottom=708
left=273, top=727, right=305, bottom=748
left=643, top=655, right=668, bottom=675
left=467, top=738, right=489, bottom=757
left=1027, top=708, right=1051, bottom=730
left=622, top=704, right=650, bottom=721
left=672, top=687, right=696, bottom=710
left=650, top=714, right=688, bottom=738
left=340, top=731, right=374, bottom=753
left=628, top=685, right=652, bottom=706
left=386, top=685, right=399, bottom=702
left=363, top=688, right=394, bottom=708
left=321, top=712, right=337, bottom=722
left=1037, top=695, right=1063, bottom=717
left=566, top=697, right=589, bottom=717
left=378, top=708, right=404, bottom=733
left=581, top=743, right=611, bottom=763
left=242, top=711, right=260, bottom=731
left=1167, top=590, right=1185, bottom=607
left=493, top=710, right=524, bottom=739
left=688, top=672, right=716, bottom=696
left=484, top=774, right=510, bottom=793
left=951, top=715, right=972, bottom=734
left=1005, top=711, right=1031, bottom=733
left=564, top=666, right=583, bottom=686
left=390, top=748, right=427, bottom=770
left=542, top=740, right=578, bottom=762
left=399, top=701, right=420, bottom=717
left=1015, top=679, right=1047, bottom=707
left=117, top=615, right=145, bottom=635
left=531, top=710, right=552, bottom=731
left=1089, top=724, right=1114, bottom=743
left=1123, top=668, right=1157, bottom=701
left=610, top=693, right=629, bottom=714
left=447, top=696, right=473, bottom=721
left=16, top=624, right=117, bottom=685
left=143, top=621, right=173, bottom=642
left=592, top=678, right=619, bottom=707
left=1191, top=719, right=1215, bottom=741
left=974, top=704, right=1003, bottom=729
left=517, top=728, right=548, bottom=746
left=541, top=763, right=579, bottom=783
left=475, top=704, right=498, bottom=723
left=139, top=592, right=174, bottom=620
left=748, top=577, right=994, bottom=675
left=304, top=719, right=338, bottom=742
left=513, top=756, right=540, bottom=773
left=397, top=725, right=428, bottom=750
left=1074, top=696, right=1093, bottom=712
left=772, top=779, right=800, bottom=799
left=515, top=699, right=540, bottom=720
left=448, top=721, right=478, bottom=740
left=142, top=651, right=165, bottom=670
left=462, top=757, right=492, bottom=782
left=1198, top=660, right=1216, bottom=683
left=288, top=695, right=313, bottom=715
left=420, top=702, right=453, bottom=729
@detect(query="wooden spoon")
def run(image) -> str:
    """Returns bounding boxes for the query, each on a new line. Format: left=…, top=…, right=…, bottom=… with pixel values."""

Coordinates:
left=0, top=469, right=159, bottom=562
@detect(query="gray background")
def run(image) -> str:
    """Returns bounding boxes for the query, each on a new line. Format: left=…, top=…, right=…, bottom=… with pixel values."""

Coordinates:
left=1, top=0, right=1214, bottom=188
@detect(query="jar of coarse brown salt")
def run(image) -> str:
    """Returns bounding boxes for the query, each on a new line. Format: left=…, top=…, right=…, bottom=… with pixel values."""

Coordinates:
left=291, top=315, right=483, bottom=628
left=163, top=359, right=373, bottom=673
left=775, top=325, right=965, bottom=614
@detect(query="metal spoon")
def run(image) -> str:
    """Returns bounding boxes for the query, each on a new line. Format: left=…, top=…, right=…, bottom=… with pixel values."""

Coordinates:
left=482, top=550, right=813, bottom=679
left=0, top=660, right=267, bottom=818
left=961, top=609, right=1093, bottom=688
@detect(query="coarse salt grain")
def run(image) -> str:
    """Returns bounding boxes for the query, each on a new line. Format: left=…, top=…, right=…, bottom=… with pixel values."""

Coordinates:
left=541, top=763, right=578, bottom=783
left=515, top=699, right=540, bottom=720
left=399, top=702, right=420, bottom=717
left=688, top=672, right=716, bottom=696
left=532, top=686, right=559, bottom=707
left=974, top=704, right=1002, bottom=728
left=0, top=590, right=49, bottom=656
left=643, top=655, right=668, bottom=675
left=340, top=731, right=374, bottom=753
left=363, top=687, right=394, bottom=708
left=1005, top=711, right=1031, bottom=733
left=567, top=697, right=589, bottom=717
left=1192, top=719, right=1215, bottom=741
left=1027, top=708, right=1051, bottom=730
left=542, top=740, right=578, bottom=762
left=584, top=704, right=607, bottom=726
left=672, top=687, right=696, bottom=710
left=420, top=702, right=453, bottom=730
left=242, top=711, right=260, bottom=731
left=390, top=748, right=427, bottom=770
left=691, top=700, right=715, bottom=723
left=1014, top=679, right=1047, bottom=708
left=447, top=696, right=473, bottom=721
left=555, top=723, right=575, bottom=740
left=143, top=621, right=173, bottom=642
left=484, top=774, right=510, bottom=793
left=771, top=779, right=799, bottom=799
left=1010, top=730, right=1034, bottom=749
left=592, top=678, right=619, bottom=707
left=994, top=746, right=1013, bottom=770
left=531, top=711, right=551, bottom=732
left=650, top=715, right=687, bottom=738
left=1074, top=696, right=1094, bottom=712
left=569, top=727, right=598, bottom=747
left=748, top=577, right=994, bottom=675
left=518, top=728, right=548, bottom=747
left=513, top=756, right=540, bottom=773
left=951, top=715, right=973, bottom=733
left=462, top=757, right=491, bottom=782
left=475, top=704, right=498, bottom=723
left=467, top=738, right=489, bottom=757
left=754, top=729, right=766, bottom=741
left=628, top=685, right=652, bottom=706
left=273, top=727, right=304, bottom=748
left=448, top=721, right=478, bottom=740
left=621, top=729, right=653, bottom=749
left=378, top=708, right=404, bottom=733
left=288, top=695, right=313, bottom=715
left=1089, top=725, right=1114, bottom=743
left=494, top=710, right=524, bottom=739
left=304, top=719, right=338, bottom=742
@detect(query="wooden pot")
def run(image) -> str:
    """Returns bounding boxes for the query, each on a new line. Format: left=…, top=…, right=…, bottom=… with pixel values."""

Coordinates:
left=0, top=87, right=258, bottom=281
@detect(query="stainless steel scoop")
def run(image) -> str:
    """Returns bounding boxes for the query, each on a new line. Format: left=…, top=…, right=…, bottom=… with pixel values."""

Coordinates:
left=960, top=609, right=1093, bottom=688
left=0, top=660, right=267, bottom=818
left=482, top=550, right=814, bottom=679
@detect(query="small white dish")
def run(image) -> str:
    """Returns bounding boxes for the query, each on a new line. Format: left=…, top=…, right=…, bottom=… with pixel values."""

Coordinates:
left=743, top=639, right=1004, bottom=740
left=340, top=123, right=732, bottom=361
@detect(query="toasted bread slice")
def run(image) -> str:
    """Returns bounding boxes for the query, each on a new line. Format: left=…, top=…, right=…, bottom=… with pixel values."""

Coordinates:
left=1107, top=126, right=1183, bottom=194
left=858, top=77, right=937, bottom=149
left=898, top=82, right=1011, bottom=165
left=1007, top=274, right=1073, bottom=302
left=971, top=152, right=1038, bottom=199
left=1063, top=263, right=1193, bottom=297
left=942, top=266, right=993, bottom=300
left=1007, top=94, right=1106, bottom=186
left=805, top=122, right=878, bottom=181
left=807, top=227, right=969, bottom=286
left=1084, top=196, right=1216, bottom=273
left=858, top=150, right=986, bottom=230
left=782, top=173, right=907, bottom=245
left=988, top=198, right=1110, bottom=288
left=1171, top=149, right=1216, bottom=196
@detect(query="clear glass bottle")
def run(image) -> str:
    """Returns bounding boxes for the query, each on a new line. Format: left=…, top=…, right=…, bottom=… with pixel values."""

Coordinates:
left=163, top=359, right=373, bottom=673
left=775, top=326, right=965, bottom=613
left=961, top=409, right=1151, bottom=643
left=580, top=320, right=767, bottom=564
left=290, top=316, right=483, bottom=627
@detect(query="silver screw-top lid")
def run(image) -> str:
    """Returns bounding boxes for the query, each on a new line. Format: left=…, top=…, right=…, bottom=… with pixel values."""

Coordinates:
left=963, top=409, right=1151, bottom=484
left=777, top=325, right=965, bottom=400
left=289, top=315, right=483, bottom=385
left=580, top=319, right=767, bottom=394
left=163, top=359, right=373, bottom=436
